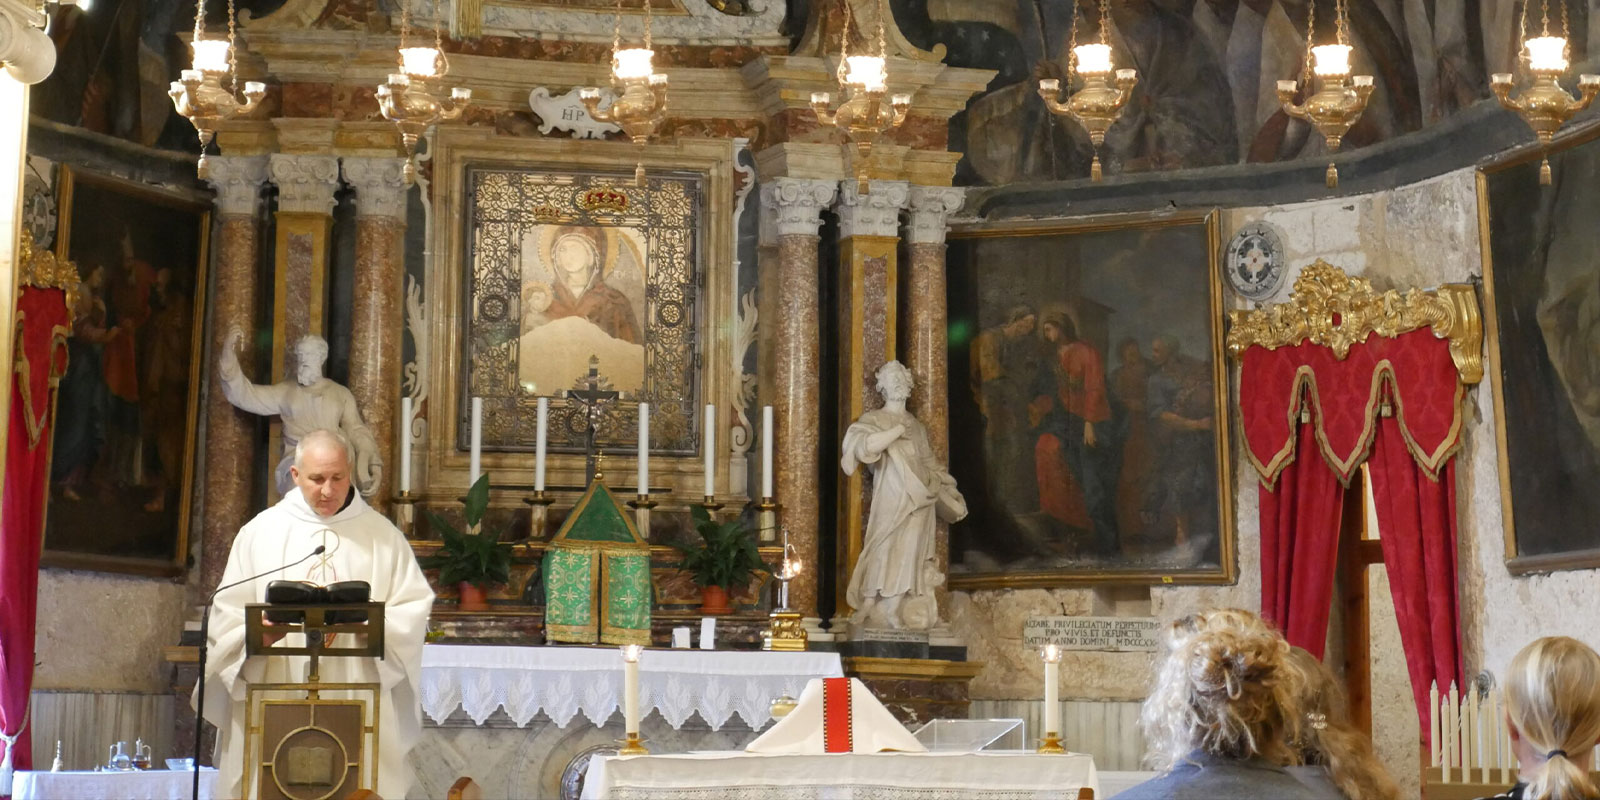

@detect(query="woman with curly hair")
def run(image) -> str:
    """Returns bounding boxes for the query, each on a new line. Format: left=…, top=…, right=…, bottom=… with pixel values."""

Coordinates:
left=1115, top=609, right=1322, bottom=799
left=1283, top=646, right=1400, bottom=800
left=1475, top=637, right=1600, bottom=800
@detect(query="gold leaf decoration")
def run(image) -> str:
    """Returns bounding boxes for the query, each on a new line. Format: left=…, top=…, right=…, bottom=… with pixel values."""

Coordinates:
left=18, top=229, right=80, bottom=324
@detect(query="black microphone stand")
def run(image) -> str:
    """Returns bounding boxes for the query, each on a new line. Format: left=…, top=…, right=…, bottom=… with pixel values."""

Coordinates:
left=193, top=545, right=325, bottom=800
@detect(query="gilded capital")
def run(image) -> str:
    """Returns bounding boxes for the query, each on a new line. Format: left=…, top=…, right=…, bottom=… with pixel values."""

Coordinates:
left=906, top=186, right=966, bottom=245
left=760, top=177, right=838, bottom=238
left=205, top=156, right=270, bottom=217
left=268, top=154, right=340, bottom=215
left=836, top=180, right=909, bottom=240
left=341, top=157, right=410, bottom=222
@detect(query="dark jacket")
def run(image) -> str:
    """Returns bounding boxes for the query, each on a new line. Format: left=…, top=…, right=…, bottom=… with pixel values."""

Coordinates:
left=1111, top=751, right=1331, bottom=799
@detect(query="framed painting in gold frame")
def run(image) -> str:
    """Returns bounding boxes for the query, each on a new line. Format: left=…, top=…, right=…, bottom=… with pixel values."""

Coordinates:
left=1478, top=127, right=1600, bottom=574
left=44, top=166, right=210, bottom=577
left=944, top=210, right=1235, bottom=589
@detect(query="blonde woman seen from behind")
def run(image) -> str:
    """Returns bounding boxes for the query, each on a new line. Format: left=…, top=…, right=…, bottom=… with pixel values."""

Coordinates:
left=1114, top=611, right=1323, bottom=799
left=1476, top=637, right=1600, bottom=800
left=1283, top=646, right=1400, bottom=800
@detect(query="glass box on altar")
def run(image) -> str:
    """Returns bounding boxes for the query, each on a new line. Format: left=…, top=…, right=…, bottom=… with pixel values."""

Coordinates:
left=911, top=718, right=1025, bottom=752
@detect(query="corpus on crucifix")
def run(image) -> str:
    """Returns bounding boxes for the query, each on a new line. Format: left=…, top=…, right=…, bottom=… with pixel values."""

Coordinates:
left=565, top=355, right=623, bottom=486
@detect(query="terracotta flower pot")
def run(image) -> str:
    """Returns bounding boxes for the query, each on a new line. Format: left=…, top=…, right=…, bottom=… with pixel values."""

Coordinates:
left=699, top=585, right=733, bottom=615
left=458, top=581, right=490, bottom=612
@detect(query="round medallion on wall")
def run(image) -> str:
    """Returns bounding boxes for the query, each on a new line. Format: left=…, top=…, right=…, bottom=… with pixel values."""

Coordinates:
left=1224, top=221, right=1286, bottom=301
left=23, top=175, right=56, bottom=249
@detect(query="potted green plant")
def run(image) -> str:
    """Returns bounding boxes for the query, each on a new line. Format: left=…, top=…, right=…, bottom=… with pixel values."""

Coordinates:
left=673, top=506, right=762, bottom=615
left=418, top=475, right=512, bottom=612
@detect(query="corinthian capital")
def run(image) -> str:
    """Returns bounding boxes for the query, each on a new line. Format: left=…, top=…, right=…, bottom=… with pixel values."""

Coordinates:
left=341, top=158, right=410, bottom=222
left=906, top=186, right=967, bottom=245
left=760, top=178, right=838, bottom=238
left=268, top=154, right=340, bottom=215
left=206, top=156, right=270, bottom=217
left=836, top=180, right=910, bottom=240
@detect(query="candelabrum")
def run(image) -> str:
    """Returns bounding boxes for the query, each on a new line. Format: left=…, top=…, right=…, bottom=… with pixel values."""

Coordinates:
left=168, top=39, right=265, bottom=179
left=811, top=66, right=911, bottom=195
left=1037, top=50, right=1137, bottom=182
left=581, top=49, right=669, bottom=186
left=1491, top=47, right=1599, bottom=184
left=377, top=67, right=471, bottom=184
left=766, top=534, right=807, bottom=652
left=1038, top=643, right=1065, bottom=754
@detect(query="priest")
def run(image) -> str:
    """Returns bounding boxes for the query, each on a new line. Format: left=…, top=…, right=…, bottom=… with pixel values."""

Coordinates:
left=196, top=429, right=434, bottom=798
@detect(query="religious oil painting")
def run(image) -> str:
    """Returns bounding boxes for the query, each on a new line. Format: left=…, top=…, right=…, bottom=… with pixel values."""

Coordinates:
left=45, top=167, right=209, bottom=576
left=463, top=166, right=702, bottom=455
left=1480, top=132, right=1600, bottom=573
left=945, top=213, right=1233, bottom=588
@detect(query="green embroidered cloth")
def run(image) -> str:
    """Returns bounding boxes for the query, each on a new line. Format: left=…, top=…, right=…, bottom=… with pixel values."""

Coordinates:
left=544, top=481, right=652, bottom=646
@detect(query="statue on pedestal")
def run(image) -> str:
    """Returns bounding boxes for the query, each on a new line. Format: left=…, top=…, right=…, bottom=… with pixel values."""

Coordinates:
left=841, top=361, right=966, bottom=631
left=218, top=331, right=383, bottom=496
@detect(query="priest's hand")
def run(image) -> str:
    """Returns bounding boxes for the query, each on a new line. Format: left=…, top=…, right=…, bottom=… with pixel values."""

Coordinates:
left=261, top=619, right=287, bottom=647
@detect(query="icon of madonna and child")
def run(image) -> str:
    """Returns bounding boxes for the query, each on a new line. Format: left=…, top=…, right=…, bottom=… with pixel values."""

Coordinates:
left=515, top=224, right=649, bottom=396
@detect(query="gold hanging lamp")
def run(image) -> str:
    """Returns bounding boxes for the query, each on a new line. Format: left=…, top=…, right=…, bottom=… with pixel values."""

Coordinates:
left=810, top=0, right=911, bottom=195
left=1276, top=0, right=1373, bottom=188
left=1490, top=0, right=1598, bottom=184
left=168, top=0, right=265, bottom=178
left=581, top=0, right=670, bottom=186
left=1036, top=0, right=1137, bottom=181
left=377, top=0, right=472, bottom=184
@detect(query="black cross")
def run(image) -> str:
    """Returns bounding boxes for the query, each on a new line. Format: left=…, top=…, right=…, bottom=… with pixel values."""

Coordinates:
left=566, top=356, right=620, bottom=486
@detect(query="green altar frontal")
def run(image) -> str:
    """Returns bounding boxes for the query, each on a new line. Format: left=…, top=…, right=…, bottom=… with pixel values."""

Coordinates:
left=544, top=481, right=652, bottom=646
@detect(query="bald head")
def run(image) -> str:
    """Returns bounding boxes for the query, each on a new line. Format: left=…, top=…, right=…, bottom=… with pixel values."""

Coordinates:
left=291, top=429, right=353, bottom=517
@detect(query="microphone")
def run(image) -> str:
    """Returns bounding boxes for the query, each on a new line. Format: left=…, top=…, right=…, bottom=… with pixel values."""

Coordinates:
left=192, top=545, right=326, bottom=800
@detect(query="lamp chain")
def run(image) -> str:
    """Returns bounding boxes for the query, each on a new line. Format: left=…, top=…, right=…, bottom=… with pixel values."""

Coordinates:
left=1299, top=0, right=1316, bottom=88
left=836, top=0, right=852, bottom=85
left=1559, top=0, right=1568, bottom=46
left=1099, top=0, right=1110, bottom=47
left=1541, top=0, right=1549, bottom=37
left=192, top=0, right=203, bottom=47
left=612, top=0, right=622, bottom=59
left=645, top=0, right=653, bottom=52
left=227, top=0, right=237, bottom=96
left=1335, top=0, right=1349, bottom=46
left=875, top=0, right=886, bottom=59
left=399, top=0, right=411, bottom=69
left=1065, top=3, right=1078, bottom=81
left=432, top=0, right=443, bottom=62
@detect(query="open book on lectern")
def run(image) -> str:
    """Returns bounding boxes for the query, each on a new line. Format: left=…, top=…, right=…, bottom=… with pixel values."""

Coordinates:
left=264, top=579, right=372, bottom=623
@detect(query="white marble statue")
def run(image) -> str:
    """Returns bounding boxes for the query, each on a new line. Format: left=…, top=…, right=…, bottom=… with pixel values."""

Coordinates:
left=219, top=331, right=383, bottom=496
left=841, top=361, right=967, bottom=631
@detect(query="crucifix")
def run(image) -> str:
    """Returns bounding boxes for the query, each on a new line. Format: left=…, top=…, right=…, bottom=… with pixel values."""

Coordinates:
left=565, top=356, right=621, bottom=486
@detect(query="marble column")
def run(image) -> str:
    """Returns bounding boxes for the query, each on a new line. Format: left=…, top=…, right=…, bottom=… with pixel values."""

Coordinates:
left=759, top=178, right=837, bottom=626
left=200, top=156, right=269, bottom=594
left=340, top=158, right=409, bottom=514
left=833, top=180, right=909, bottom=620
left=905, top=185, right=965, bottom=620
left=265, top=154, right=339, bottom=496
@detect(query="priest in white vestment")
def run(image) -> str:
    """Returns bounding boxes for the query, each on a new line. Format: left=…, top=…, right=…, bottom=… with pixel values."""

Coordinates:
left=841, top=361, right=967, bottom=630
left=197, top=429, right=434, bottom=799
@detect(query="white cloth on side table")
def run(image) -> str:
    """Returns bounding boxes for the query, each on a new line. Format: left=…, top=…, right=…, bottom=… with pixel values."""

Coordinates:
left=581, top=751, right=1100, bottom=800
left=10, top=768, right=218, bottom=800
left=746, top=677, right=924, bottom=754
left=420, top=645, right=843, bottom=730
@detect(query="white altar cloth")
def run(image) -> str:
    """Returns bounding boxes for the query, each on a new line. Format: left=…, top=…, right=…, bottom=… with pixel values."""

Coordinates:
left=420, top=645, right=843, bottom=730
left=580, top=751, right=1100, bottom=799
left=10, top=768, right=218, bottom=800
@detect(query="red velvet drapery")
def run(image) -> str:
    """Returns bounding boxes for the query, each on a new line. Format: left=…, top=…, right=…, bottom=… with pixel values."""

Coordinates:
left=1240, top=326, right=1468, bottom=745
left=0, top=284, right=70, bottom=787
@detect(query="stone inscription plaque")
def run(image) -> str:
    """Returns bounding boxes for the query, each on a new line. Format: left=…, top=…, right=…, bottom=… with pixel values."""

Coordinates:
left=1023, top=616, right=1161, bottom=652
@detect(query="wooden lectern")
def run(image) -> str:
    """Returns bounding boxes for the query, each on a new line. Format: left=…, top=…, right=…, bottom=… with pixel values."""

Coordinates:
left=241, top=602, right=386, bottom=800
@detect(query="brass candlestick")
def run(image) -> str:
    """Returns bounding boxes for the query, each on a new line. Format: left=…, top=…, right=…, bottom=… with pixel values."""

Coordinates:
left=391, top=490, right=417, bottom=535
left=523, top=490, right=556, bottom=538
left=701, top=495, right=725, bottom=513
left=618, top=731, right=649, bottom=756
left=755, top=496, right=778, bottom=543
left=1037, top=732, right=1066, bottom=754
left=627, top=493, right=657, bottom=539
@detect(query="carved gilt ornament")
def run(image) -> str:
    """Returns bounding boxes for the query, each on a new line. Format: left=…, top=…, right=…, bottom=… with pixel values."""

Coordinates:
left=1224, top=260, right=1483, bottom=384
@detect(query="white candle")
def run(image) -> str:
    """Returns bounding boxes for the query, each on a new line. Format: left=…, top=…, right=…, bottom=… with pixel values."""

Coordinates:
left=761, top=405, right=774, bottom=498
left=1073, top=43, right=1112, bottom=74
left=621, top=645, right=643, bottom=734
left=1430, top=681, right=1440, bottom=767
left=469, top=397, right=483, bottom=484
left=1312, top=43, right=1352, bottom=76
left=535, top=398, right=548, bottom=492
left=638, top=402, right=650, bottom=494
left=399, top=396, right=413, bottom=493
left=703, top=404, right=716, bottom=497
left=1042, top=644, right=1061, bottom=735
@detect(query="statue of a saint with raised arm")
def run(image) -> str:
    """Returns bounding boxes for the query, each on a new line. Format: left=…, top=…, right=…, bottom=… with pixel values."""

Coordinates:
left=841, top=361, right=967, bottom=631
left=218, top=331, right=383, bottom=496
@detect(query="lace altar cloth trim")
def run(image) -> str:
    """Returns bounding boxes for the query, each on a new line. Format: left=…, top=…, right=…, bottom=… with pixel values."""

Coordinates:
left=419, top=645, right=844, bottom=730
left=581, top=752, right=1100, bottom=800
